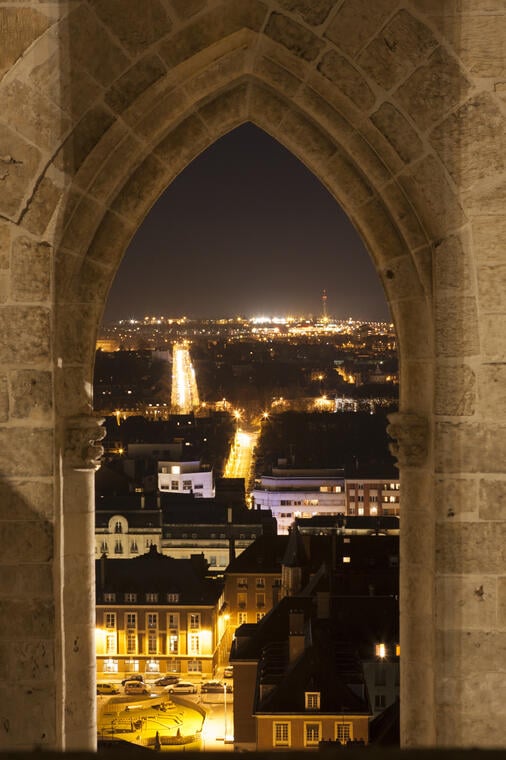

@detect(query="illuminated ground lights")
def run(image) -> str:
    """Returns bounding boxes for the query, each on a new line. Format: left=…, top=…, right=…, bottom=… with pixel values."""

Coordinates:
left=223, top=426, right=258, bottom=497
left=170, top=342, right=200, bottom=414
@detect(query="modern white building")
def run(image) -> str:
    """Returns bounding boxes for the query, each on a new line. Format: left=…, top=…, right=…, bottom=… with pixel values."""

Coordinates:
left=252, top=467, right=346, bottom=535
left=158, top=460, right=215, bottom=499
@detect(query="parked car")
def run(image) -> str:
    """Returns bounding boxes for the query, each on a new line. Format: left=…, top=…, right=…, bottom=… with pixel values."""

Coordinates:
left=121, top=674, right=144, bottom=686
left=223, top=665, right=233, bottom=678
left=201, top=680, right=232, bottom=693
left=154, top=675, right=180, bottom=687
left=97, top=683, right=120, bottom=695
left=124, top=680, right=149, bottom=695
left=166, top=681, right=197, bottom=695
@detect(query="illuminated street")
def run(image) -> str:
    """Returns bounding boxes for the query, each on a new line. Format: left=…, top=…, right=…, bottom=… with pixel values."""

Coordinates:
left=223, top=425, right=258, bottom=493
left=170, top=342, right=200, bottom=414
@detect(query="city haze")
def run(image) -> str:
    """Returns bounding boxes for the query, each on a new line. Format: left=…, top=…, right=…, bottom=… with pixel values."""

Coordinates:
left=104, top=123, right=390, bottom=324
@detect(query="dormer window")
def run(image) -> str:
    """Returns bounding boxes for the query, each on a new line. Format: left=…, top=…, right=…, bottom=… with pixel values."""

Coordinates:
left=305, top=692, right=320, bottom=710
left=146, top=593, right=158, bottom=603
left=124, top=593, right=137, bottom=603
left=114, top=521, right=122, bottom=534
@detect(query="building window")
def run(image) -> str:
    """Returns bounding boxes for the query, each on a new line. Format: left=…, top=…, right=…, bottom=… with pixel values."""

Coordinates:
left=237, top=578, right=248, bottom=589
left=189, top=613, right=200, bottom=630
left=105, top=633, right=116, bottom=655
left=130, top=541, right=138, bottom=553
left=103, top=592, right=115, bottom=603
left=256, top=612, right=265, bottom=621
left=169, top=634, right=178, bottom=654
left=100, top=541, right=109, bottom=554
left=256, top=593, right=265, bottom=608
left=167, top=658, right=181, bottom=673
left=146, top=593, right=158, bottom=603
left=126, top=631, right=137, bottom=654
left=335, top=722, right=352, bottom=743
left=370, top=506, right=378, bottom=515
left=238, top=612, right=247, bottom=625
left=146, top=658, right=159, bottom=673
left=126, top=612, right=137, bottom=629
left=148, top=632, right=157, bottom=654
left=375, top=694, right=387, bottom=709
left=256, top=578, right=265, bottom=589
left=114, top=521, right=123, bottom=534
left=188, top=659, right=202, bottom=673
left=305, top=692, right=320, bottom=710
left=124, top=593, right=137, bottom=603
left=114, top=540, right=123, bottom=554
left=188, top=634, right=200, bottom=654
left=147, top=613, right=158, bottom=629
left=304, top=722, right=321, bottom=747
left=343, top=556, right=351, bottom=564
left=105, top=612, right=116, bottom=629
left=168, top=613, right=179, bottom=630
left=375, top=643, right=387, bottom=658
left=183, top=480, right=192, bottom=491
left=273, top=722, right=290, bottom=747
left=167, top=593, right=180, bottom=603
left=126, top=658, right=139, bottom=672
left=171, top=480, right=178, bottom=490
left=103, top=658, right=118, bottom=673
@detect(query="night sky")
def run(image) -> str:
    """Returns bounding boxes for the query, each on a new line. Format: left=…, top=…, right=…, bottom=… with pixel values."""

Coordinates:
left=103, top=123, right=390, bottom=324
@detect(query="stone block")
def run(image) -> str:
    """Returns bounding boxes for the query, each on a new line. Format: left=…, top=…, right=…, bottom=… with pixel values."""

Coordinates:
left=171, top=0, right=207, bottom=20
left=154, top=113, right=210, bottom=170
left=265, top=12, right=324, bottom=62
left=9, top=370, right=52, bottom=421
left=255, top=56, right=302, bottom=98
left=0, top=123, right=42, bottom=221
left=395, top=46, right=471, bottom=133
left=59, top=3, right=129, bottom=89
left=433, top=231, right=474, bottom=294
left=462, top=174, right=506, bottom=216
left=0, top=7, right=51, bottom=80
left=0, top=78, right=70, bottom=156
left=472, top=215, right=506, bottom=266
left=324, top=0, right=395, bottom=58
left=58, top=104, right=116, bottom=176
left=435, top=420, right=506, bottom=474
left=54, top=303, right=101, bottom=366
left=11, top=237, right=51, bottom=303
left=317, top=50, right=375, bottom=110
left=0, top=520, right=53, bottom=564
left=105, top=54, right=168, bottom=115
left=129, top=85, right=188, bottom=140
left=10, top=640, right=54, bottom=681
left=275, top=0, right=335, bottom=26
left=382, top=183, right=429, bottom=253
left=435, top=363, right=476, bottom=416
left=435, top=295, right=480, bottom=358
left=479, top=478, right=506, bottom=521
left=370, top=102, right=423, bottom=164
left=88, top=134, right=142, bottom=204
left=59, top=194, right=102, bottom=257
left=477, top=364, right=506, bottom=420
left=249, top=84, right=288, bottom=129
left=198, top=82, right=249, bottom=134
left=0, top=683, right=56, bottom=748
left=477, top=264, right=506, bottom=313
left=399, top=359, right=433, bottom=412
left=353, top=197, right=409, bottom=265
left=68, top=258, right=114, bottom=307
left=0, top=428, right=53, bottom=477
left=448, top=15, right=506, bottom=78
left=357, top=9, right=438, bottom=90
left=400, top=155, right=467, bottom=240
left=345, top=131, right=392, bottom=188
left=183, top=45, right=249, bottom=103
left=0, top=371, right=8, bottom=425
left=90, top=0, right=172, bottom=56
left=436, top=574, right=498, bottom=631
left=111, top=154, right=168, bottom=221
left=159, top=1, right=267, bottom=68
left=0, top=306, right=50, bottom=364
left=498, top=578, right=506, bottom=628
left=430, top=93, right=505, bottom=191
left=0, top=565, right=53, bottom=601
left=480, top=315, right=506, bottom=364
left=436, top=522, right=506, bottom=574
left=0, top=222, right=11, bottom=269
left=390, top=298, right=432, bottom=360
left=434, top=477, right=478, bottom=523
left=21, top=176, right=61, bottom=236
left=257, top=35, right=311, bottom=81
left=297, top=86, right=356, bottom=145
left=54, top=366, right=92, bottom=418
left=322, top=147, right=373, bottom=209
left=0, top=481, right=53, bottom=521
left=280, top=107, right=336, bottom=167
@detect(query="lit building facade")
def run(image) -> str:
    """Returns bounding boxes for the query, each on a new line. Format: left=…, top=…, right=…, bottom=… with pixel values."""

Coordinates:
left=158, top=459, right=215, bottom=498
left=95, top=549, right=227, bottom=680
left=345, top=479, right=400, bottom=517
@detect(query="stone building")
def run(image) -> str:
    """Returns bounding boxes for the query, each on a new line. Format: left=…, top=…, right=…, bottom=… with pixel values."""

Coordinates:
left=0, top=0, right=505, bottom=751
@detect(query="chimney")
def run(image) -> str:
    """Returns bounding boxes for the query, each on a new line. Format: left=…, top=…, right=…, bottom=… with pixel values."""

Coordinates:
left=288, top=610, right=305, bottom=663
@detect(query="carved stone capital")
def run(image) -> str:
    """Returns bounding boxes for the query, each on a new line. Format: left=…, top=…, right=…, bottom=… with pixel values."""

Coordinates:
left=64, top=414, right=106, bottom=471
left=387, top=412, right=429, bottom=468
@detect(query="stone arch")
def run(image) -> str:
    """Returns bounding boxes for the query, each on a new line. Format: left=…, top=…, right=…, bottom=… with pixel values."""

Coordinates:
left=1, top=0, right=505, bottom=751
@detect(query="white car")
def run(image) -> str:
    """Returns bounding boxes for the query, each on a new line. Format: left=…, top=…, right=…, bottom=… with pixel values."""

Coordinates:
left=124, top=680, right=148, bottom=695
left=166, top=681, right=197, bottom=695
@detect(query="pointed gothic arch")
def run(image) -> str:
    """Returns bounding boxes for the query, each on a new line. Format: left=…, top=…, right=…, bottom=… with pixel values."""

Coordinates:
left=1, top=0, right=504, bottom=750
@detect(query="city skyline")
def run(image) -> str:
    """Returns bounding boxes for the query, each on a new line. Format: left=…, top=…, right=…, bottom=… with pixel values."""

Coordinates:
left=103, top=124, right=391, bottom=324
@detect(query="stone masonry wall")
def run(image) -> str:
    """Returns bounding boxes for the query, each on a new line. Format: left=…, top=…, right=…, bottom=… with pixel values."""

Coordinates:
left=0, top=0, right=504, bottom=751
